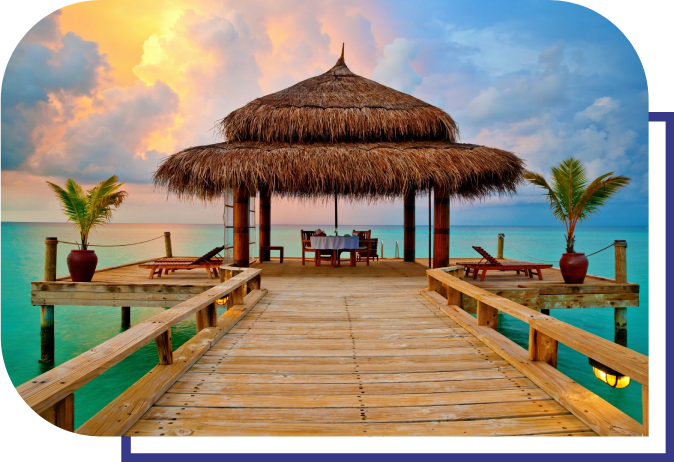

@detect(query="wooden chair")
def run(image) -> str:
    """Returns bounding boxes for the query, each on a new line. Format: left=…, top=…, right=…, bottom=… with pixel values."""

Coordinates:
left=368, top=238, right=379, bottom=261
left=301, top=230, right=316, bottom=266
left=456, top=246, right=553, bottom=281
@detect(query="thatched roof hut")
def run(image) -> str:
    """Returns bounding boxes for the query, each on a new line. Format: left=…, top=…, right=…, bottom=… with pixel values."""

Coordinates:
left=153, top=46, right=525, bottom=267
left=154, top=48, right=524, bottom=201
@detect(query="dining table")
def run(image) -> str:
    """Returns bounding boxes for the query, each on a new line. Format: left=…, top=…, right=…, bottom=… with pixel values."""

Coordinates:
left=310, top=235, right=367, bottom=267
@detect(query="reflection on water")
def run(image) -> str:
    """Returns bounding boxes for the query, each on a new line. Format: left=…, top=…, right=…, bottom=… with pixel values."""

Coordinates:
left=1, top=222, right=648, bottom=426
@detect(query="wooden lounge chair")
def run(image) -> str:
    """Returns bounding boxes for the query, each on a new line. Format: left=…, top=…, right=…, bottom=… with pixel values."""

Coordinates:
left=456, top=246, right=553, bottom=281
left=139, top=246, right=225, bottom=279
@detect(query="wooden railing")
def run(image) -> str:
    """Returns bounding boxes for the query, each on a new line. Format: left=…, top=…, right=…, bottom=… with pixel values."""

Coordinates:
left=424, top=266, right=649, bottom=437
left=17, top=266, right=263, bottom=433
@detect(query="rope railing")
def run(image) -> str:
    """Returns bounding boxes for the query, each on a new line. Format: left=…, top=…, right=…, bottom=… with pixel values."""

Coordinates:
left=505, top=241, right=616, bottom=263
left=55, top=235, right=164, bottom=248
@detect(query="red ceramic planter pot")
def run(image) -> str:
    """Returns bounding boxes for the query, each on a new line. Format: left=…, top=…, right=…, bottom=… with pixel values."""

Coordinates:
left=559, top=252, right=589, bottom=284
left=67, top=249, right=98, bottom=282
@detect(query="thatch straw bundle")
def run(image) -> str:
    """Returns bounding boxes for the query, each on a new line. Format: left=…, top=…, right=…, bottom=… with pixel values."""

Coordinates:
left=154, top=46, right=525, bottom=202
left=221, top=51, right=459, bottom=143
left=154, top=141, right=524, bottom=201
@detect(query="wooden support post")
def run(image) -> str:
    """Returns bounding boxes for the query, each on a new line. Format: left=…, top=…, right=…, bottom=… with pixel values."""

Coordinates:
left=155, top=330, right=173, bottom=365
left=641, top=386, right=665, bottom=438
left=196, top=303, right=218, bottom=332
left=614, top=240, right=628, bottom=345
left=40, top=237, right=58, bottom=363
left=121, top=307, right=131, bottom=329
left=248, top=273, right=261, bottom=291
left=259, top=185, right=271, bottom=262
left=614, top=240, right=627, bottom=283
left=528, top=326, right=558, bottom=368
left=497, top=233, right=504, bottom=259
left=477, top=301, right=498, bottom=329
left=40, top=305, right=55, bottom=364
left=233, top=185, right=250, bottom=267
left=403, top=189, right=416, bottom=262
left=446, top=285, right=462, bottom=309
left=432, top=184, right=450, bottom=268
left=615, top=307, right=628, bottom=346
left=229, top=285, right=245, bottom=307
left=164, top=232, right=173, bottom=257
left=39, top=393, right=74, bottom=432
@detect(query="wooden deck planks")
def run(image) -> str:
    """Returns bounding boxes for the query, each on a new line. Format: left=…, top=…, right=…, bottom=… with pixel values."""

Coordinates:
left=126, top=261, right=596, bottom=436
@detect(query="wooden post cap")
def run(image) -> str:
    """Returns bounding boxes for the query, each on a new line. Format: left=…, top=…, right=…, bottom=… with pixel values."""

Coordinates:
left=45, top=237, right=58, bottom=243
left=164, top=231, right=171, bottom=235
left=614, top=240, right=627, bottom=247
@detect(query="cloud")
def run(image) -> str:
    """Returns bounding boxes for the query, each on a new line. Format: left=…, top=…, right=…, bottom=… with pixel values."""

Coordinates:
left=371, top=38, right=422, bottom=94
left=575, top=96, right=620, bottom=122
left=28, top=80, right=179, bottom=182
left=1, top=11, right=110, bottom=169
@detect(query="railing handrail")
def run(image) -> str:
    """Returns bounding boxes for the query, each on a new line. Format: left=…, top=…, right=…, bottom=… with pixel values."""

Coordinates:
left=17, top=267, right=262, bottom=415
left=427, top=268, right=649, bottom=385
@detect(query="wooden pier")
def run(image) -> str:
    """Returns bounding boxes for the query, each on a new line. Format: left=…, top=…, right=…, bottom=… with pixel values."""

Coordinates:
left=20, top=248, right=647, bottom=437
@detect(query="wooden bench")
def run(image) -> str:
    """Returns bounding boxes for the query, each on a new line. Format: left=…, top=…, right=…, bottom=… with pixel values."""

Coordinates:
left=260, top=245, right=284, bottom=263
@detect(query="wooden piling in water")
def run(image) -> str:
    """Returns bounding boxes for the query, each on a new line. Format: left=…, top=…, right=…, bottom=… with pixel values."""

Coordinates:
left=121, top=307, right=131, bottom=329
left=614, top=240, right=628, bottom=344
left=497, top=233, right=504, bottom=259
left=40, top=237, right=57, bottom=363
left=164, top=232, right=173, bottom=258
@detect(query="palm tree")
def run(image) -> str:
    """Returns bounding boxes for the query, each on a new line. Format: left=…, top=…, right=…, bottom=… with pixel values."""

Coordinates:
left=47, top=175, right=128, bottom=250
left=524, top=157, right=630, bottom=253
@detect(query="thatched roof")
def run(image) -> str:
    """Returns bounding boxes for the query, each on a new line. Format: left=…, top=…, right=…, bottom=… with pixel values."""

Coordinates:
left=154, top=141, right=524, bottom=201
left=220, top=46, right=459, bottom=143
left=154, top=46, right=525, bottom=201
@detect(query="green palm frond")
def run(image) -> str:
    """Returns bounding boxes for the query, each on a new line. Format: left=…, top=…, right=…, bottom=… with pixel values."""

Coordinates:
left=523, top=171, right=568, bottom=227
left=48, top=175, right=127, bottom=249
left=574, top=174, right=630, bottom=222
left=47, top=180, right=88, bottom=232
left=86, top=175, right=128, bottom=229
left=525, top=156, right=630, bottom=252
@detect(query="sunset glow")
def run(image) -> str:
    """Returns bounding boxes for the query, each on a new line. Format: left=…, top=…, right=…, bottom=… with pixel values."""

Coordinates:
left=2, top=0, right=648, bottom=225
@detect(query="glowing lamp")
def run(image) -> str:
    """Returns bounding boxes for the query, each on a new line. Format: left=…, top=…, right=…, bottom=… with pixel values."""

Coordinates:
left=589, top=358, right=631, bottom=388
left=216, top=297, right=228, bottom=306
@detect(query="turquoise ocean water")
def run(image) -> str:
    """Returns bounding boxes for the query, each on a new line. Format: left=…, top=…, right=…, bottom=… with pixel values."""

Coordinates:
left=1, top=222, right=648, bottom=427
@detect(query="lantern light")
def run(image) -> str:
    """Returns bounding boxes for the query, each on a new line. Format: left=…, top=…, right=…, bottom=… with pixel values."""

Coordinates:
left=589, top=358, right=631, bottom=389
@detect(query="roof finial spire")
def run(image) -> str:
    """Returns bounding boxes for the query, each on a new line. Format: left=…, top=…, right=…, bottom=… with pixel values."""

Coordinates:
left=334, top=43, right=346, bottom=67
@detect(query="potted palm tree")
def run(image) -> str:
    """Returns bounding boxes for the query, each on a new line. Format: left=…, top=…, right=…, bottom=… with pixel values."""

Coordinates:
left=524, top=157, right=629, bottom=284
left=47, top=175, right=128, bottom=282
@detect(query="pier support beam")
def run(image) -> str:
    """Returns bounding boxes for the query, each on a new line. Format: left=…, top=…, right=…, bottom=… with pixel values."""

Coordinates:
left=259, top=185, right=271, bottom=262
left=432, top=185, right=450, bottom=268
left=40, top=237, right=58, bottom=363
left=497, top=233, right=504, bottom=259
left=164, top=232, right=173, bottom=257
left=233, top=184, right=250, bottom=267
left=614, top=240, right=628, bottom=345
left=403, top=189, right=416, bottom=262
left=121, top=307, right=131, bottom=329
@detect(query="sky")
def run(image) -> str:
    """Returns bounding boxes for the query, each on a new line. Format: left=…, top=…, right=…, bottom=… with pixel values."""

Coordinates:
left=0, top=0, right=648, bottom=226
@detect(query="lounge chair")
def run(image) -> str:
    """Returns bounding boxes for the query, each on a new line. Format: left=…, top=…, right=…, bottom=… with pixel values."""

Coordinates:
left=139, top=246, right=225, bottom=279
left=456, top=246, right=552, bottom=281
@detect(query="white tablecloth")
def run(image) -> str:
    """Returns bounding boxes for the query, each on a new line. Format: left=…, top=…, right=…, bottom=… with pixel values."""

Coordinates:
left=310, top=236, right=360, bottom=250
